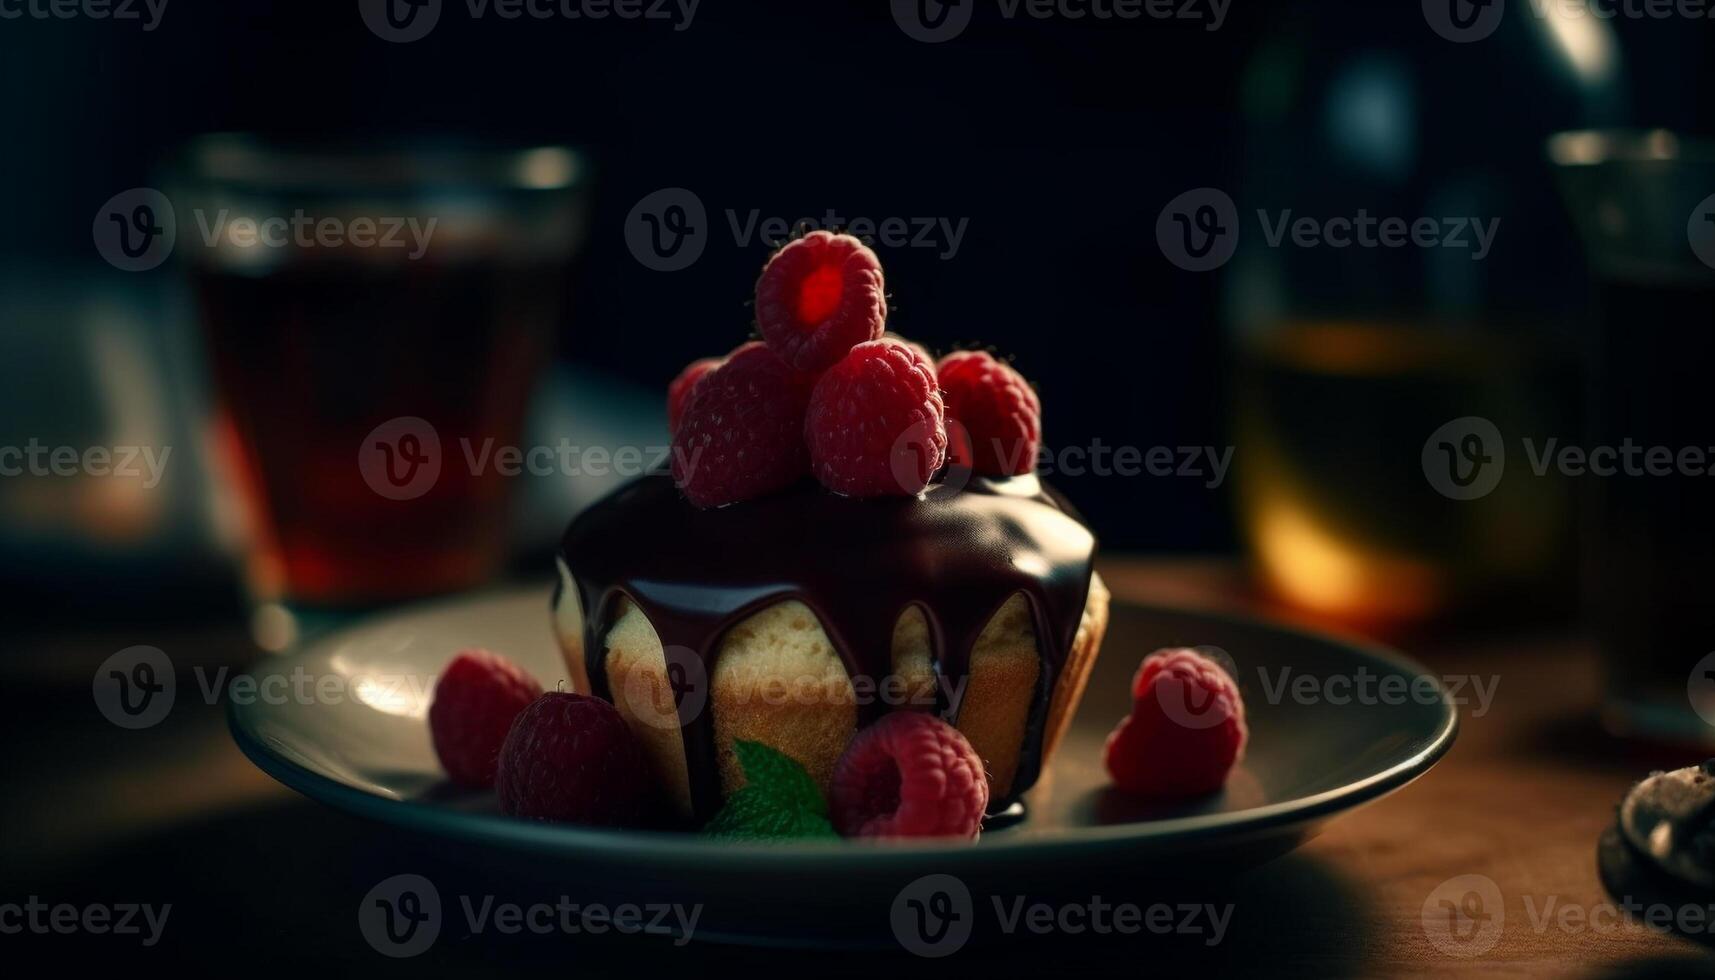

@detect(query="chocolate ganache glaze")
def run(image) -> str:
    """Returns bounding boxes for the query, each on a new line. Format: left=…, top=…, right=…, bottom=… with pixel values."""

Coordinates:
left=555, top=470, right=1098, bottom=822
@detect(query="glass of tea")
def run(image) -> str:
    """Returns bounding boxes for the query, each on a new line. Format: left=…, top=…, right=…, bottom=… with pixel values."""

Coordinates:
left=1551, top=129, right=1715, bottom=743
left=171, top=136, right=588, bottom=648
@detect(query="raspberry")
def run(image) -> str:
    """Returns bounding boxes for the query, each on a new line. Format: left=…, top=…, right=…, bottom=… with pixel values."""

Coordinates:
left=829, top=712, right=989, bottom=839
left=1104, top=648, right=1247, bottom=799
left=937, top=350, right=1042, bottom=476
left=666, top=356, right=723, bottom=437
left=804, top=339, right=947, bottom=497
left=755, top=230, right=887, bottom=372
left=884, top=332, right=934, bottom=367
left=496, top=692, right=656, bottom=826
left=671, top=341, right=816, bottom=509
left=427, top=649, right=544, bottom=788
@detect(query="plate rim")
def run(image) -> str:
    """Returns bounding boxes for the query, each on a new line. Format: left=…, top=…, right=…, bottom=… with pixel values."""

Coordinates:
left=228, top=586, right=1458, bottom=869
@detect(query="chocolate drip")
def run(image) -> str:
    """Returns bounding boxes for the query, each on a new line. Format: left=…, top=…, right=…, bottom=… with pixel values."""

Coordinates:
left=556, top=471, right=1097, bottom=822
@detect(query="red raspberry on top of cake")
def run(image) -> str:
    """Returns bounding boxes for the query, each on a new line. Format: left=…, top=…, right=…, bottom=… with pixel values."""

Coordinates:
left=938, top=350, right=1043, bottom=476
left=755, top=230, right=887, bottom=373
left=670, top=341, right=815, bottom=509
left=805, top=338, right=948, bottom=498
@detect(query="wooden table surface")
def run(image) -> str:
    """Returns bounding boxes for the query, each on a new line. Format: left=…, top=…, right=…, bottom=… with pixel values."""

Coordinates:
left=4, top=558, right=1712, bottom=977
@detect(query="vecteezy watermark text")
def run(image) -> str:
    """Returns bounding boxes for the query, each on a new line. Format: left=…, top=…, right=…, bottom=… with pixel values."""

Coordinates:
left=891, top=874, right=1232, bottom=957
left=189, top=209, right=437, bottom=260
left=619, top=653, right=972, bottom=732
left=359, top=874, right=699, bottom=957
left=1030, top=440, right=1231, bottom=488
left=359, top=0, right=699, bottom=43
left=1254, top=666, right=1496, bottom=717
left=93, top=188, right=438, bottom=272
left=1422, top=872, right=1715, bottom=959
left=0, top=898, right=171, bottom=946
left=890, top=0, right=1231, bottom=43
left=0, top=440, right=171, bottom=488
left=358, top=417, right=693, bottom=501
left=1428, top=0, right=1715, bottom=46
left=624, top=189, right=970, bottom=271
left=1423, top=415, right=1715, bottom=501
left=1156, top=188, right=1500, bottom=272
left=93, top=646, right=446, bottom=730
left=0, top=0, right=167, bottom=30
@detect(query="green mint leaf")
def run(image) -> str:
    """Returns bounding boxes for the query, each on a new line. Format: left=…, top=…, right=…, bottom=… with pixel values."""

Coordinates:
left=732, top=739, right=826, bottom=816
left=704, top=788, right=836, bottom=841
left=701, top=740, right=835, bottom=840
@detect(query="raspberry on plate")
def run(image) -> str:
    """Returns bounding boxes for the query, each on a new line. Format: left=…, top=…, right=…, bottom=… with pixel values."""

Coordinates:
left=755, top=230, right=887, bottom=372
left=666, top=355, right=723, bottom=437
left=427, top=649, right=544, bottom=788
left=829, top=711, right=989, bottom=839
left=1104, top=647, right=1247, bottom=799
left=804, top=339, right=947, bottom=497
left=496, top=691, right=656, bottom=826
left=937, top=350, right=1042, bottom=476
left=671, top=341, right=816, bottom=509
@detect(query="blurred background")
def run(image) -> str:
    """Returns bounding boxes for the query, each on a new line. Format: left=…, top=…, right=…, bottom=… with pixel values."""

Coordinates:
left=2, top=2, right=1714, bottom=750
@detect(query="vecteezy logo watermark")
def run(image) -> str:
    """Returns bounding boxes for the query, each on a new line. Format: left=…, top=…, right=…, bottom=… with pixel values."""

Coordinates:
left=893, top=428, right=1236, bottom=498
left=1690, top=193, right=1715, bottom=271
left=1156, top=188, right=1240, bottom=273
left=1687, top=651, right=1715, bottom=727
left=1156, top=647, right=1492, bottom=720
left=891, top=0, right=1230, bottom=42
left=625, top=187, right=708, bottom=272
left=93, top=189, right=176, bottom=272
left=1422, top=416, right=1506, bottom=501
left=1428, top=0, right=1715, bottom=44
left=625, top=658, right=970, bottom=730
left=624, top=189, right=972, bottom=270
left=892, top=874, right=975, bottom=957
left=619, top=644, right=710, bottom=731
left=0, top=440, right=172, bottom=488
left=1422, top=874, right=1505, bottom=957
left=0, top=0, right=168, bottom=30
left=1425, top=416, right=1715, bottom=500
left=890, top=875, right=1234, bottom=957
left=1423, top=0, right=1505, bottom=42
left=1152, top=645, right=1240, bottom=729
left=359, top=874, right=700, bottom=956
left=0, top=898, right=171, bottom=946
left=1424, top=874, right=1715, bottom=957
left=95, top=649, right=448, bottom=730
left=94, top=189, right=440, bottom=271
left=358, top=416, right=692, bottom=501
left=359, top=0, right=698, bottom=42
left=1158, top=188, right=1501, bottom=272
left=358, top=416, right=443, bottom=501
left=92, top=646, right=176, bottom=730
left=359, top=0, right=442, bottom=42
left=359, top=875, right=442, bottom=958
left=891, top=0, right=975, bottom=42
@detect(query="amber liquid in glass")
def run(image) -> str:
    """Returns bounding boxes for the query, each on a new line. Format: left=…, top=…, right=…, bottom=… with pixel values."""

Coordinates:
left=196, top=261, right=558, bottom=607
left=1233, top=322, right=1574, bottom=630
